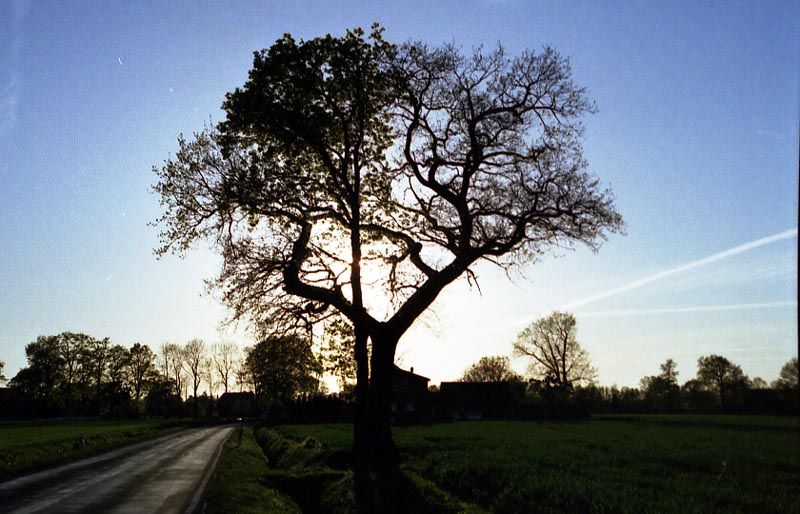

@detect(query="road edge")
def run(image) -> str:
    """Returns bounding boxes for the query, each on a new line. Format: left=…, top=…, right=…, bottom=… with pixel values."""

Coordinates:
left=184, top=426, right=235, bottom=514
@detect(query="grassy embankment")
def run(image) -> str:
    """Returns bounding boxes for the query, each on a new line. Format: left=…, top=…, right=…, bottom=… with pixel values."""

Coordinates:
left=204, top=425, right=301, bottom=514
left=207, top=415, right=800, bottom=514
left=0, top=418, right=192, bottom=481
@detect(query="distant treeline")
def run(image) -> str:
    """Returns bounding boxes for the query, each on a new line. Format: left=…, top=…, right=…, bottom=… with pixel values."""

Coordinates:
left=456, top=349, right=798, bottom=417
left=569, top=355, right=798, bottom=415
left=0, top=331, right=328, bottom=420
left=1, top=331, right=796, bottom=421
left=489, top=355, right=799, bottom=416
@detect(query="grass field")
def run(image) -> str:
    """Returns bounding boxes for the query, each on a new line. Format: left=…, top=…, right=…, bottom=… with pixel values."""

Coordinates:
left=210, top=415, right=799, bottom=514
left=0, top=418, right=190, bottom=480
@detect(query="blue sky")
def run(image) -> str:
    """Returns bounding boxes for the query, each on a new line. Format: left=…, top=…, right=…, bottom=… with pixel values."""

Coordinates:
left=1, top=0, right=797, bottom=387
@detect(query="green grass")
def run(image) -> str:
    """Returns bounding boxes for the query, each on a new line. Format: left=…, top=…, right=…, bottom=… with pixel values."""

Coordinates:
left=204, top=426, right=301, bottom=514
left=0, top=418, right=191, bottom=480
left=257, top=426, right=482, bottom=514
left=275, top=416, right=800, bottom=514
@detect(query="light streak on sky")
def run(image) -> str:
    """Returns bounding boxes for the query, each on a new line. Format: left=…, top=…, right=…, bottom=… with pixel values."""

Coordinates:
left=559, top=228, right=798, bottom=312
left=574, top=301, right=797, bottom=318
left=483, top=228, right=798, bottom=334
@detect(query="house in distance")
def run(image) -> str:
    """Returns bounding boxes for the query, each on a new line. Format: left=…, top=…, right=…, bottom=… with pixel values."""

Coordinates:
left=391, top=365, right=431, bottom=423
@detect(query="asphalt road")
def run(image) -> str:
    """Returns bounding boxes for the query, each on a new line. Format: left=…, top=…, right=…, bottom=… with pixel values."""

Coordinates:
left=0, top=425, right=234, bottom=514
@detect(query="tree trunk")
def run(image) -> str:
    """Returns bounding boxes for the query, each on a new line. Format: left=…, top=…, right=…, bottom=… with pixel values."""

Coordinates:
left=367, top=334, right=398, bottom=473
left=352, top=332, right=402, bottom=512
left=352, top=326, right=371, bottom=513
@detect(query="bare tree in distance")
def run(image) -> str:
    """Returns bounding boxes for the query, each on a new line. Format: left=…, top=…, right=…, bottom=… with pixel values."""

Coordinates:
left=153, top=26, right=622, bottom=477
left=158, top=343, right=171, bottom=384
left=183, top=339, right=206, bottom=417
left=212, top=342, right=237, bottom=394
left=233, top=351, right=249, bottom=393
left=128, top=343, right=156, bottom=415
left=161, top=343, right=186, bottom=398
left=513, top=311, right=597, bottom=393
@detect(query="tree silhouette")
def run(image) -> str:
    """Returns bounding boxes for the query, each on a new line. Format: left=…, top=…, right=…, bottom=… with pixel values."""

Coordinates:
left=640, top=358, right=681, bottom=412
left=128, top=342, right=156, bottom=415
left=245, top=334, right=322, bottom=403
left=773, top=357, right=798, bottom=389
left=696, top=354, right=748, bottom=409
left=513, top=311, right=596, bottom=398
left=183, top=339, right=206, bottom=418
left=153, top=26, right=622, bottom=479
left=460, top=356, right=519, bottom=382
left=212, top=342, right=238, bottom=395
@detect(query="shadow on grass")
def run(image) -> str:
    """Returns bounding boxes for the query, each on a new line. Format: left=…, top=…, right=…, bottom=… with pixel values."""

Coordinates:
left=253, top=427, right=481, bottom=514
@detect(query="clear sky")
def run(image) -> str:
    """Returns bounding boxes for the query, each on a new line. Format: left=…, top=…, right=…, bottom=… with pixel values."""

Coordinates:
left=1, top=0, right=797, bottom=388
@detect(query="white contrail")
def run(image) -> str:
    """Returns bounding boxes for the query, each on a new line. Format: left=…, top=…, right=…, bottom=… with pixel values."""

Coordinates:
left=574, top=301, right=797, bottom=318
left=559, top=228, right=798, bottom=311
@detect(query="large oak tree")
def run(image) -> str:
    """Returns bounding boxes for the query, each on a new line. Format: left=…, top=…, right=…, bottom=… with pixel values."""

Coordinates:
left=153, top=26, right=622, bottom=477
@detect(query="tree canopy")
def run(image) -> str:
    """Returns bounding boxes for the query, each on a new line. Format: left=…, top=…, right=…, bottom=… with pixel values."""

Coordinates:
left=460, top=355, right=520, bottom=383
left=773, top=356, right=798, bottom=390
left=696, top=354, right=748, bottom=408
left=244, top=334, right=322, bottom=402
left=639, top=358, right=681, bottom=411
left=153, top=26, right=622, bottom=475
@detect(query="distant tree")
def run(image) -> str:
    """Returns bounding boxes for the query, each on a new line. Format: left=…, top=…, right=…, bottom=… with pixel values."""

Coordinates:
left=514, top=311, right=596, bottom=399
left=183, top=339, right=207, bottom=417
left=76, top=345, right=94, bottom=416
left=212, top=342, right=237, bottom=395
left=106, top=344, right=131, bottom=416
left=681, top=378, right=717, bottom=412
left=202, top=356, right=214, bottom=396
left=460, top=356, right=520, bottom=382
left=639, top=358, right=681, bottom=412
left=145, top=374, right=183, bottom=417
left=58, top=332, right=91, bottom=417
left=772, top=357, right=798, bottom=390
left=158, top=343, right=171, bottom=385
left=696, top=354, right=748, bottom=409
left=85, top=337, right=111, bottom=410
left=128, top=343, right=157, bottom=414
left=749, top=376, right=768, bottom=389
left=233, top=352, right=249, bottom=393
left=245, top=334, right=322, bottom=404
left=12, top=335, right=63, bottom=414
left=659, top=359, right=679, bottom=386
left=107, top=344, right=130, bottom=389
left=771, top=357, right=799, bottom=414
left=0, top=360, right=6, bottom=385
left=152, top=26, right=623, bottom=476
left=161, top=343, right=186, bottom=398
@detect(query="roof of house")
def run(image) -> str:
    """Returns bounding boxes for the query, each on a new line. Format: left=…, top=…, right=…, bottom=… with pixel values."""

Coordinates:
left=393, top=364, right=430, bottom=382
